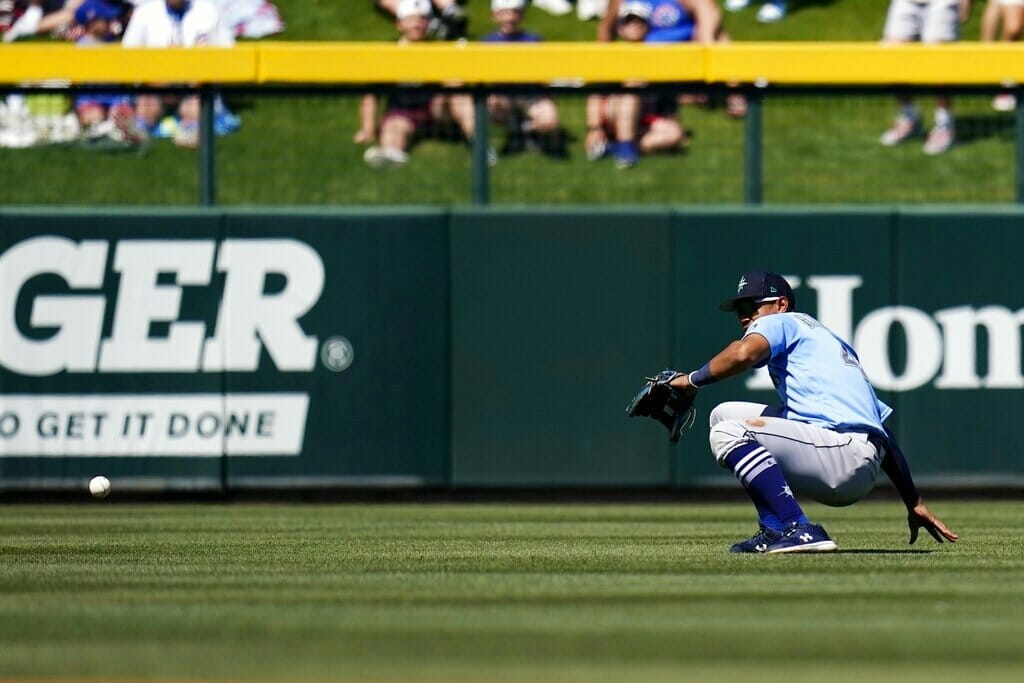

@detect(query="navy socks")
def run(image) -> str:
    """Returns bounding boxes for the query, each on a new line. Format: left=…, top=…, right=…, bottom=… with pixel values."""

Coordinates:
left=723, top=442, right=809, bottom=531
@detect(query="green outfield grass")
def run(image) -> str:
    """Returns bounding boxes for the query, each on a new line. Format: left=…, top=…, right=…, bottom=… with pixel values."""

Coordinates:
left=0, top=501, right=1021, bottom=682
left=1, top=0, right=1013, bottom=206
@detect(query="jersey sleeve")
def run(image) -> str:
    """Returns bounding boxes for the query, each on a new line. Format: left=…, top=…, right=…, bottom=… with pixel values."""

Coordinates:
left=742, top=314, right=791, bottom=361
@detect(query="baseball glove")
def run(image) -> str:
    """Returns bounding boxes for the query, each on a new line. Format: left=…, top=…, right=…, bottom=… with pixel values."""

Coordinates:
left=626, top=370, right=697, bottom=444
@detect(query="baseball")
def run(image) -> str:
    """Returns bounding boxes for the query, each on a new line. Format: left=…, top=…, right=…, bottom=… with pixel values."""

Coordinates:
left=88, top=476, right=111, bottom=499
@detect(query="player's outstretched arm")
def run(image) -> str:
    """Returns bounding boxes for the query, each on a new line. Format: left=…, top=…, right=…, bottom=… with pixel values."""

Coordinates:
left=881, top=432, right=958, bottom=544
left=670, top=334, right=771, bottom=394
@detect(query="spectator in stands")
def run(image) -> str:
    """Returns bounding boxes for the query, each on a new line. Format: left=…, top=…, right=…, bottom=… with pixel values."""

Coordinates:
left=121, top=0, right=234, bottom=148
left=599, top=0, right=746, bottom=117
left=982, top=0, right=1022, bottom=111
left=3, top=0, right=81, bottom=42
left=480, top=0, right=566, bottom=157
left=879, top=0, right=971, bottom=155
left=585, top=1, right=686, bottom=169
left=72, top=0, right=145, bottom=145
left=374, top=0, right=468, bottom=39
left=723, top=0, right=788, bottom=24
left=358, top=0, right=479, bottom=168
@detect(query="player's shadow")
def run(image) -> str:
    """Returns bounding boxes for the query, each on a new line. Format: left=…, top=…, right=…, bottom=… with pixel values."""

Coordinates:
left=837, top=549, right=933, bottom=555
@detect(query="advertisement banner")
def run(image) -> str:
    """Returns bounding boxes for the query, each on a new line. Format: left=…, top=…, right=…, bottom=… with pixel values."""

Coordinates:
left=0, top=210, right=450, bottom=489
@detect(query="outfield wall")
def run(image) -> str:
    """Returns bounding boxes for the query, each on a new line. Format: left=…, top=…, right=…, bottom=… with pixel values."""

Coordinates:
left=1, top=208, right=1022, bottom=491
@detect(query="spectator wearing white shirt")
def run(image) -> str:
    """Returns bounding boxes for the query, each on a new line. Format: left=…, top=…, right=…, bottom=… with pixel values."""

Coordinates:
left=122, top=0, right=233, bottom=147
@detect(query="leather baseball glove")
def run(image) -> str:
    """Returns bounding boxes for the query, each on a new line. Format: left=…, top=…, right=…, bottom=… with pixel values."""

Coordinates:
left=626, top=370, right=697, bottom=444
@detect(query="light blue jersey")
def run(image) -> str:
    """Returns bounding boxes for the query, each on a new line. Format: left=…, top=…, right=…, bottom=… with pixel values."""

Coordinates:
left=743, top=312, right=892, bottom=437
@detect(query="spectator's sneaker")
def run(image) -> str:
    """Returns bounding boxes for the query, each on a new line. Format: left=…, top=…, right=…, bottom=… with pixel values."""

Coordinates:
left=726, top=93, right=748, bottom=118
left=577, top=0, right=606, bottom=20
left=363, top=145, right=410, bottom=169
left=922, top=125, right=954, bottom=155
left=174, top=122, right=199, bottom=149
left=725, top=0, right=751, bottom=11
left=764, top=522, right=838, bottom=554
left=533, top=0, right=573, bottom=16
left=757, top=1, right=787, bottom=23
left=880, top=114, right=922, bottom=146
left=729, top=525, right=784, bottom=553
left=992, top=93, right=1017, bottom=112
left=613, top=141, right=638, bottom=169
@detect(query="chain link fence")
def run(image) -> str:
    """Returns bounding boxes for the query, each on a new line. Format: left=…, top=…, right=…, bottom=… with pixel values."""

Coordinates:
left=1, top=85, right=1020, bottom=206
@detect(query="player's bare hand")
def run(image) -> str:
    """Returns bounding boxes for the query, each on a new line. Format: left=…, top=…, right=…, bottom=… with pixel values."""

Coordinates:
left=353, top=129, right=375, bottom=144
left=908, top=501, right=958, bottom=544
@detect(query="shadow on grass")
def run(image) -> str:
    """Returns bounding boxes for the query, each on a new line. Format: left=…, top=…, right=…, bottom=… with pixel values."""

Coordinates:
left=955, top=114, right=1016, bottom=145
left=837, top=549, right=933, bottom=555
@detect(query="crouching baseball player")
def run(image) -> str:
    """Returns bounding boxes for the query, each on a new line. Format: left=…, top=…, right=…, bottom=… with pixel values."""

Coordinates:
left=668, top=271, right=958, bottom=553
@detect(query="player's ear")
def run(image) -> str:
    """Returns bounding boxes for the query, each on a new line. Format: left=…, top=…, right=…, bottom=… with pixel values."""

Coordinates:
left=778, top=297, right=791, bottom=312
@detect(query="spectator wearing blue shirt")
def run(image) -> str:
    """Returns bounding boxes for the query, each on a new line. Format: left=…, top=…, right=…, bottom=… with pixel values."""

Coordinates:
left=599, top=0, right=746, bottom=117
left=477, top=0, right=565, bottom=157
left=585, top=2, right=686, bottom=169
left=72, top=0, right=144, bottom=146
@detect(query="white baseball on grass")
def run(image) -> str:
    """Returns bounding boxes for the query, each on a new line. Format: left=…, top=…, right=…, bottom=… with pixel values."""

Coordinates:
left=88, top=476, right=111, bottom=499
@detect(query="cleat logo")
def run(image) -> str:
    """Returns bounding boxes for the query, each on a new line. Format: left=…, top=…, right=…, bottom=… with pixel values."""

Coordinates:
left=799, top=533, right=813, bottom=543
left=755, top=543, right=768, bottom=552
left=780, top=485, right=794, bottom=498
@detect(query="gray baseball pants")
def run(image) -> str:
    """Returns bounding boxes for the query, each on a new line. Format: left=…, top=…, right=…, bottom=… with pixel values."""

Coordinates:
left=708, top=402, right=885, bottom=507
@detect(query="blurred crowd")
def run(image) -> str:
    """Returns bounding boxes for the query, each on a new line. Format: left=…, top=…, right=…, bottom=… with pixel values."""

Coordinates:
left=0, top=0, right=282, bottom=149
left=1, top=1, right=1019, bottom=160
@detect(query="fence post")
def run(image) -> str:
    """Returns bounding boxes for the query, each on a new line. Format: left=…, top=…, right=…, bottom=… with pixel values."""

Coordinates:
left=1017, top=88, right=1024, bottom=204
left=199, top=86, right=217, bottom=207
left=472, top=89, right=490, bottom=205
left=744, top=88, right=764, bottom=205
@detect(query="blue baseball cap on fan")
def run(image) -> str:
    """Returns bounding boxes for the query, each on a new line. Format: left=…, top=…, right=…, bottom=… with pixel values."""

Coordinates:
left=719, top=270, right=796, bottom=311
left=74, top=0, right=120, bottom=26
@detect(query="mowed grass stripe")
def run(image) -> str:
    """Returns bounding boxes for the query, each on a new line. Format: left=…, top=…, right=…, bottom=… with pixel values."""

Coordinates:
left=0, top=502, right=1021, bottom=681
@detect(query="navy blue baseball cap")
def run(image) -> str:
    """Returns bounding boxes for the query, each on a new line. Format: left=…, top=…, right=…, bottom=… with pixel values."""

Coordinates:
left=74, top=0, right=120, bottom=26
left=719, top=270, right=796, bottom=311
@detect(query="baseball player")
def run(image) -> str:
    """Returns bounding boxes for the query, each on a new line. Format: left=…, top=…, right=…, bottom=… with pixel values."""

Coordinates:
left=879, top=0, right=972, bottom=154
left=669, top=271, right=958, bottom=553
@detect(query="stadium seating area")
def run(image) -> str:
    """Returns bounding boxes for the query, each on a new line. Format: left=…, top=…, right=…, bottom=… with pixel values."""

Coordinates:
left=0, top=1, right=1019, bottom=205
